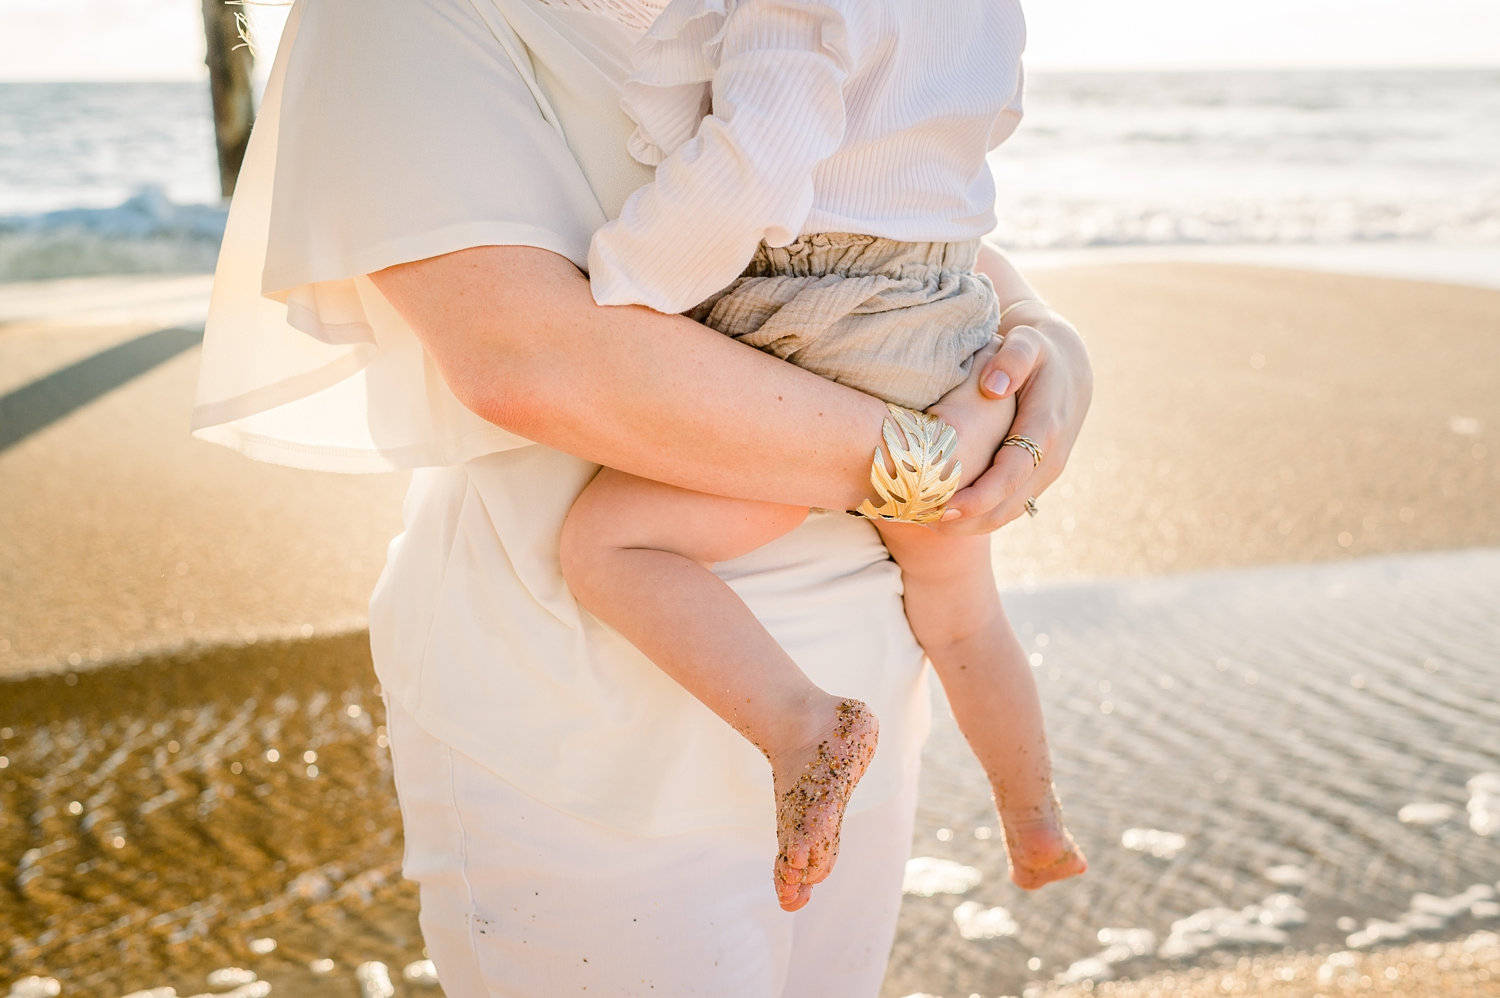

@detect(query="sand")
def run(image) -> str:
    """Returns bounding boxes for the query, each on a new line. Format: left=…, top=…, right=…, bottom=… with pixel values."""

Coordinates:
left=997, top=262, right=1500, bottom=584
left=1032, top=931, right=1500, bottom=998
left=4, top=263, right=1497, bottom=678
left=0, top=276, right=408, bottom=678
left=2, top=263, right=1498, bottom=997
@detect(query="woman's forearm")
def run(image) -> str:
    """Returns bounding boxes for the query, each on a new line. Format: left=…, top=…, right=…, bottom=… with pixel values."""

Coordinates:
left=976, top=241, right=1042, bottom=308
left=372, top=245, right=889, bottom=511
left=977, top=242, right=1064, bottom=337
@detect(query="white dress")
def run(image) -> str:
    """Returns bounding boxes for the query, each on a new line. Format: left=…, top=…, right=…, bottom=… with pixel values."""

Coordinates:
left=189, top=0, right=1024, bottom=990
left=192, top=0, right=932, bottom=839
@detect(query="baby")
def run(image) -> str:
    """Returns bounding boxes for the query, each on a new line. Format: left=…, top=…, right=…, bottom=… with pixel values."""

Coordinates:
left=560, top=0, right=1085, bottom=911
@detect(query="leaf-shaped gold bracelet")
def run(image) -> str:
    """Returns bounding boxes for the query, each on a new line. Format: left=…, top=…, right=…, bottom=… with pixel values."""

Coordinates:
left=853, top=403, right=962, bottom=524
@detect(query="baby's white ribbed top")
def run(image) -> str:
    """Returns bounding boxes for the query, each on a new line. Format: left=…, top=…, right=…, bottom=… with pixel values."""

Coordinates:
left=588, top=0, right=1026, bottom=313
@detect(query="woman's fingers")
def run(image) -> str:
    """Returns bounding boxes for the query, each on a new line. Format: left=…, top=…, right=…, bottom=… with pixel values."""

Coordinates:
left=979, top=324, right=1043, bottom=399
left=941, top=411, right=1063, bottom=531
left=946, top=443, right=1044, bottom=527
left=934, top=314, right=1090, bottom=533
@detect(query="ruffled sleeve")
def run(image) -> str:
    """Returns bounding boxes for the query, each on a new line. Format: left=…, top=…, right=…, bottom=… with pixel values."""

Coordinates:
left=588, top=0, right=856, bottom=313
left=617, top=0, right=728, bottom=165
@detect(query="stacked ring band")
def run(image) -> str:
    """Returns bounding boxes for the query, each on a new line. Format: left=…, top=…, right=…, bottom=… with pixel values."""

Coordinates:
left=1002, top=434, right=1044, bottom=468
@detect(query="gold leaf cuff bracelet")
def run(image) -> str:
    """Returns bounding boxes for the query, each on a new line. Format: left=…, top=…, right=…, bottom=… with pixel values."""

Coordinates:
left=853, top=403, right=962, bottom=525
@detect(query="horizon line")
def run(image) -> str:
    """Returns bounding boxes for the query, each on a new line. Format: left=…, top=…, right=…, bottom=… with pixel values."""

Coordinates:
left=3, top=62, right=1498, bottom=85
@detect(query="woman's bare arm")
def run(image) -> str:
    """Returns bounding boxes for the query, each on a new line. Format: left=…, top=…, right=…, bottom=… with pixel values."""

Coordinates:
left=371, top=243, right=1092, bottom=523
left=372, top=245, right=894, bottom=511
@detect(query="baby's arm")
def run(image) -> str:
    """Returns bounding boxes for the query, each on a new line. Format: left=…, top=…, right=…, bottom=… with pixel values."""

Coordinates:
left=588, top=0, right=857, bottom=312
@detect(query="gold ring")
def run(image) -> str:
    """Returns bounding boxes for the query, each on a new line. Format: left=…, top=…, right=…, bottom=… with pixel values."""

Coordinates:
left=1024, top=497, right=1039, bottom=517
left=1002, top=434, right=1044, bottom=469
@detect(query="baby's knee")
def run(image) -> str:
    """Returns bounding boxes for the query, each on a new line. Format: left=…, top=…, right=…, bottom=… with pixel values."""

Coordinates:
left=558, top=497, right=611, bottom=599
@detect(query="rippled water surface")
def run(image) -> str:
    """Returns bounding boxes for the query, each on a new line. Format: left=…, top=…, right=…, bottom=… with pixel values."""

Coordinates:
left=2, top=550, right=1497, bottom=997
left=0, top=635, right=423, bottom=997
left=890, top=548, right=1500, bottom=998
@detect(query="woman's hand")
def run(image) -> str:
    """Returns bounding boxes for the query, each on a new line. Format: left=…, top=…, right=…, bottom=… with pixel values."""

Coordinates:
left=925, top=339, right=1016, bottom=490
left=935, top=303, right=1093, bottom=534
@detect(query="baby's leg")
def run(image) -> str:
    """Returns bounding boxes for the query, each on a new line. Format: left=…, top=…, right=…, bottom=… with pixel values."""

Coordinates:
left=560, top=469, right=878, bottom=911
left=875, top=523, right=1086, bottom=889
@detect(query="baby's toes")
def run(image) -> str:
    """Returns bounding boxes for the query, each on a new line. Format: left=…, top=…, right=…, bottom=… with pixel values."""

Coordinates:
left=778, top=832, right=811, bottom=882
left=775, top=864, right=809, bottom=911
left=801, top=816, right=841, bottom=886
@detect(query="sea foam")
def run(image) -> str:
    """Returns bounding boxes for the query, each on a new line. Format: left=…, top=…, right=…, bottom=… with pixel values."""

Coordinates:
left=0, top=186, right=226, bottom=283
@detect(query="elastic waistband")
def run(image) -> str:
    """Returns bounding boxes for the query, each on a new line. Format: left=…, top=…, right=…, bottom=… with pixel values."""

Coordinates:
left=745, top=233, right=982, bottom=280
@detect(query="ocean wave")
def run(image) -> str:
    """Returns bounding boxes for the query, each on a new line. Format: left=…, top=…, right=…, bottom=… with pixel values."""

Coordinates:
left=0, top=186, right=227, bottom=283
left=5, top=184, right=1498, bottom=284
left=992, top=190, right=1500, bottom=250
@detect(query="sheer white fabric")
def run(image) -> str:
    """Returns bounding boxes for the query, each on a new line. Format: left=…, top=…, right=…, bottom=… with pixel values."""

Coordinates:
left=193, top=0, right=651, bottom=470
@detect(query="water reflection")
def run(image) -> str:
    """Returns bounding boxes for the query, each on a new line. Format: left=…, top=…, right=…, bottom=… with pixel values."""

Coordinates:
left=0, top=634, right=420, bottom=997
left=890, top=548, right=1500, bottom=997
left=1, top=549, right=1497, bottom=997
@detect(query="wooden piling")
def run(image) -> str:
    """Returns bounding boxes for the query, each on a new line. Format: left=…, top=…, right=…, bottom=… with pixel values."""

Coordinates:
left=201, top=0, right=256, bottom=198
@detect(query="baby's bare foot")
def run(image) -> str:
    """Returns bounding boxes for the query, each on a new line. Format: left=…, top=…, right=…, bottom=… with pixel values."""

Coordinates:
left=999, top=792, right=1088, bottom=890
left=768, top=699, right=879, bottom=912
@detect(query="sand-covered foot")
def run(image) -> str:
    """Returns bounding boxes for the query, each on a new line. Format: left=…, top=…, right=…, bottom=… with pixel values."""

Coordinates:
left=769, top=699, right=879, bottom=912
left=1000, top=792, right=1088, bottom=890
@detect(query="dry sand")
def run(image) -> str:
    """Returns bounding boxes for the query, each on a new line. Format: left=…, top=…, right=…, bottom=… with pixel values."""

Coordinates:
left=4, top=263, right=1497, bottom=678
left=2, top=264, right=1498, bottom=997
left=997, top=262, right=1500, bottom=585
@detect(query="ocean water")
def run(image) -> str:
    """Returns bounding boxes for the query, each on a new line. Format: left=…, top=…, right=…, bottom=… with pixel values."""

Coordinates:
left=990, top=68, right=1500, bottom=250
left=2, top=550, right=1496, bottom=996
left=1, top=68, right=1497, bottom=281
left=889, top=548, right=1500, bottom=997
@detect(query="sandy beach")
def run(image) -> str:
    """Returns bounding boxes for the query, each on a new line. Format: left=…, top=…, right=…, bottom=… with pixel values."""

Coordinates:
left=1035, top=931, right=1500, bottom=998
left=1, top=261, right=1497, bottom=997
left=1004, top=261, right=1500, bottom=582
left=5, top=262, right=1497, bottom=676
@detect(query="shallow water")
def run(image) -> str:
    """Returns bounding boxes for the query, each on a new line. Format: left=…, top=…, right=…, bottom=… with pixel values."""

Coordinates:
left=1, top=549, right=1497, bottom=996
left=0, top=635, right=423, bottom=997
left=889, top=547, right=1500, bottom=998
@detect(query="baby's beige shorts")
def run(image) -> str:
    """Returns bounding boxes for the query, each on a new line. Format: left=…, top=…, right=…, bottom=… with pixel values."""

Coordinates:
left=689, top=232, right=1000, bottom=411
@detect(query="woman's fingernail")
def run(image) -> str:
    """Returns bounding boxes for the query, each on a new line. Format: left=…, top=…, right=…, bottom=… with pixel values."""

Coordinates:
left=941, top=508, right=962, bottom=521
left=983, top=371, right=1010, bottom=395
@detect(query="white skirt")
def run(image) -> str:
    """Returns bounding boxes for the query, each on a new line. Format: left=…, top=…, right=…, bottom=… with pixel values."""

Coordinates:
left=388, top=697, right=920, bottom=997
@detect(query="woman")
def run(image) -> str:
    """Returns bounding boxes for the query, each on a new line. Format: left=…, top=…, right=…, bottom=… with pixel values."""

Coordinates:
left=192, top=0, right=1092, bottom=993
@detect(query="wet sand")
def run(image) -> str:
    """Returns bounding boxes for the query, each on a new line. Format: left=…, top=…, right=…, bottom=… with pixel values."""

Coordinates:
left=1035, top=930, right=1500, bottom=998
left=2, top=263, right=1498, bottom=997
